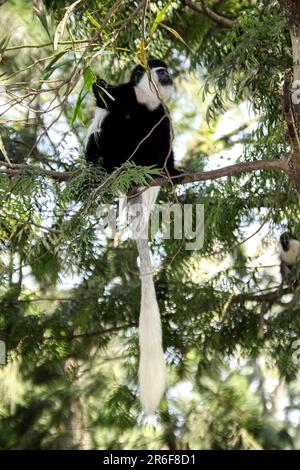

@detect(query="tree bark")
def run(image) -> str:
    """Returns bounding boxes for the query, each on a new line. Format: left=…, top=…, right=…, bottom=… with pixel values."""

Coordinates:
left=279, top=1, right=300, bottom=193
left=279, top=0, right=300, bottom=79
left=63, top=358, right=90, bottom=450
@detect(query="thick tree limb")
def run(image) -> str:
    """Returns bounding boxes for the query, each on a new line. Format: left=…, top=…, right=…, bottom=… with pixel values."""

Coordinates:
left=283, top=68, right=300, bottom=193
left=155, top=158, right=289, bottom=186
left=0, top=157, right=290, bottom=186
left=283, top=69, right=300, bottom=155
left=182, top=0, right=234, bottom=29
left=278, top=0, right=300, bottom=80
left=279, top=2, right=300, bottom=195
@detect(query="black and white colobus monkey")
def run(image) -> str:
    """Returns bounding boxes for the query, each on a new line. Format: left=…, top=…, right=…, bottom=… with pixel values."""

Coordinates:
left=85, top=60, right=180, bottom=414
left=85, top=59, right=181, bottom=177
left=279, top=233, right=300, bottom=286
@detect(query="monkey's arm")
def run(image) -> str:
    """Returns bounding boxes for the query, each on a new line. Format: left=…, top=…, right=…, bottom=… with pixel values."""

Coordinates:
left=280, top=261, right=299, bottom=287
left=280, top=261, right=292, bottom=285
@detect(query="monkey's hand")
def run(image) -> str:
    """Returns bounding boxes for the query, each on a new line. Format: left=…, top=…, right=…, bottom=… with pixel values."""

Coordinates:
left=93, top=78, right=111, bottom=109
left=92, top=78, right=107, bottom=95
left=95, top=77, right=107, bottom=88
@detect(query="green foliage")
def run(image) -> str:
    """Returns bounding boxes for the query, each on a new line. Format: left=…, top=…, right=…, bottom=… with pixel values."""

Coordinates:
left=71, top=67, right=96, bottom=125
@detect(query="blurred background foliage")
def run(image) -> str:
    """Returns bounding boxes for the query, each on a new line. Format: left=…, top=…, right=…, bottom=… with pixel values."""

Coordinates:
left=0, top=0, right=300, bottom=449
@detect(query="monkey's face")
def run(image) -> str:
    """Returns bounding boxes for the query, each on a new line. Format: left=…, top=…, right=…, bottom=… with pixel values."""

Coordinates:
left=153, top=66, right=173, bottom=97
left=131, top=61, right=173, bottom=106
left=135, top=67, right=173, bottom=104
left=153, top=67, right=173, bottom=86
left=280, top=232, right=294, bottom=251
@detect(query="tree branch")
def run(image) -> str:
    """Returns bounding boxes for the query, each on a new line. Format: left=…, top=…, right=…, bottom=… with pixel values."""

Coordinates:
left=182, top=0, right=235, bottom=29
left=220, top=285, right=295, bottom=322
left=153, top=157, right=290, bottom=186
left=232, top=287, right=292, bottom=304
left=0, top=157, right=290, bottom=186
left=0, top=323, right=137, bottom=345
left=0, top=161, right=78, bottom=181
left=0, top=285, right=296, bottom=346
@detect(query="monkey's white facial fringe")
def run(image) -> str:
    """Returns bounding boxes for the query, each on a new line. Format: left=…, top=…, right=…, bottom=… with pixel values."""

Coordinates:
left=84, top=108, right=109, bottom=149
left=135, top=187, right=166, bottom=415
left=134, top=69, right=172, bottom=111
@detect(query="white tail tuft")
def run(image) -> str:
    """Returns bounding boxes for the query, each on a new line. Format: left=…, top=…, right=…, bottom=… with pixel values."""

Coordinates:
left=137, top=238, right=166, bottom=415
left=134, top=187, right=166, bottom=414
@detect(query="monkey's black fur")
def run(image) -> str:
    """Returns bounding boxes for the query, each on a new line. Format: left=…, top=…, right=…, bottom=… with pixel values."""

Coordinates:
left=85, top=60, right=181, bottom=176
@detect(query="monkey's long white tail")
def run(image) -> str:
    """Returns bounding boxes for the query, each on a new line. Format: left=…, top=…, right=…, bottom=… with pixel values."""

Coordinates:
left=135, top=187, right=166, bottom=415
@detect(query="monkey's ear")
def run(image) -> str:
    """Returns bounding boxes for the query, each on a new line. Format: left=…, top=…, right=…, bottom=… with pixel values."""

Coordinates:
left=130, top=66, right=144, bottom=85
